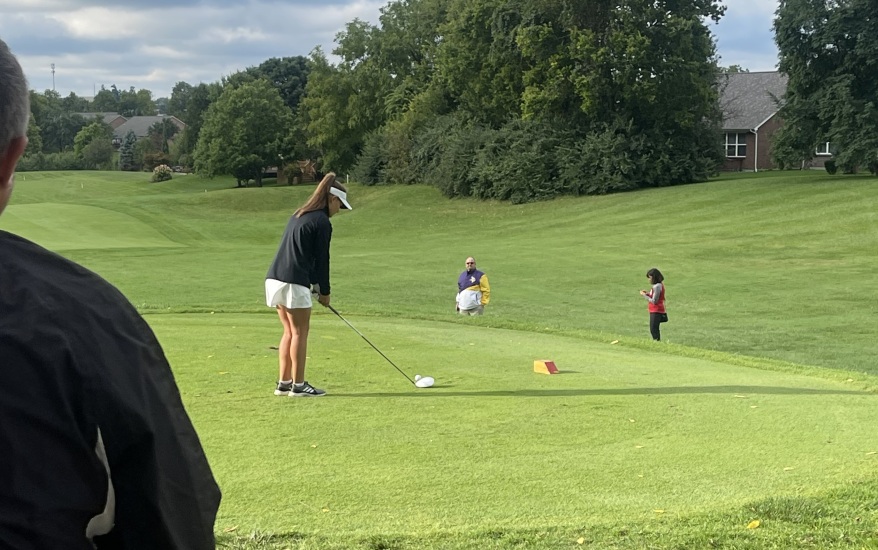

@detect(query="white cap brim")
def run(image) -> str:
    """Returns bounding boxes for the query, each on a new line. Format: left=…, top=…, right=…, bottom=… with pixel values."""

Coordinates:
left=330, top=187, right=352, bottom=210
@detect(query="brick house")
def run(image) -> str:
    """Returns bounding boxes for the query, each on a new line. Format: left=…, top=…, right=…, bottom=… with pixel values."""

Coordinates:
left=719, top=71, right=835, bottom=171
left=719, top=71, right=786, bottom=171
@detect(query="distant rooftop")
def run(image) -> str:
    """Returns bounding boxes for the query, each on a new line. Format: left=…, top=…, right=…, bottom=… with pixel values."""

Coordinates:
left=113, top=115, right=186, bottom=139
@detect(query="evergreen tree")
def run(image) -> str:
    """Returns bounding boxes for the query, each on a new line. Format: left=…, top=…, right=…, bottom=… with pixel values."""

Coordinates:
left=119, top=130, right=138, bottom=171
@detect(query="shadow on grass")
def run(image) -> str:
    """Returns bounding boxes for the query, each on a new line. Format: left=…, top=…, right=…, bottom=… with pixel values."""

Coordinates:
left=334, top=385, right=874, bottom=398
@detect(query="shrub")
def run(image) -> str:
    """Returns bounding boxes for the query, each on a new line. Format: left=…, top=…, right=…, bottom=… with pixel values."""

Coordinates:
left=16, top=151, right=84, bottom=172
left=411, top=115, right=487, bottom=199
left=151, top=164, right=173, bottom=183
left=824, top=159, right=838, bottom=175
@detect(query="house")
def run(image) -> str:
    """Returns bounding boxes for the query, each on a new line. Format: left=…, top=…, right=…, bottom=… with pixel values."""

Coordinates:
left=719, top=71, right=836, bottom=171
left=719, top=71, right=788, bottom=172
left=113, top=115, right=187, bottom=142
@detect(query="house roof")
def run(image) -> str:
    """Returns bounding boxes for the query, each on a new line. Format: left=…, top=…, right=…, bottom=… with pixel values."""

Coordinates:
left=719, top=71, right=788, bottom=131
left=77, top=112, right=127, bottom=125
left=113, top=115, right=186, bottom=139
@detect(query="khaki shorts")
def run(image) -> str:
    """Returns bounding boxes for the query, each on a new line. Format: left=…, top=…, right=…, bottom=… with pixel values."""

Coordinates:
left=458, top=305, right=484, bottom=316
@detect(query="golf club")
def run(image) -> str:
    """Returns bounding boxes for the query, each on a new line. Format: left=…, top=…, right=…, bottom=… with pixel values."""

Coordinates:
left=326, top=304, right=434, bottom=388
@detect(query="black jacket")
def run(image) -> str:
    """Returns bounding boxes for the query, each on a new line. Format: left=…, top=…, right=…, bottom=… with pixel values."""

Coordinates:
left=0, top=231, right=220, bottom=549
left=266, top=209, right=333, bottom=295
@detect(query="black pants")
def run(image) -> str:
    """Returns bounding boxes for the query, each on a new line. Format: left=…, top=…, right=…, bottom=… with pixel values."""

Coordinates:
left=649, top=312, right=663, bottom=341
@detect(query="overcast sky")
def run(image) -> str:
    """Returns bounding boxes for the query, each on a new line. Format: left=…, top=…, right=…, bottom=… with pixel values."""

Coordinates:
left=0, top=1, right=779, bottom=100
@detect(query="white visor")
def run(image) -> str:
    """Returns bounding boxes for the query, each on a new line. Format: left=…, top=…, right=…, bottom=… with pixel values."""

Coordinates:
left=329, top=187, right=352, bottom=210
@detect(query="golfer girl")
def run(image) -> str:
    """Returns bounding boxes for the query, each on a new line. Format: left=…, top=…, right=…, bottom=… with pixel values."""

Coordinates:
left=639, top=267, right=667, bottom=341
left=265, top=173, right=352, bottom=396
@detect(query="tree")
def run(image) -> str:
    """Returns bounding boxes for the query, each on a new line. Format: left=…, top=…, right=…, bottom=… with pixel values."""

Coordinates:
left=61, top=92, right=90, bottom=113
left=301, top=49, right=365, bottom=172
left=119, top=130, right=138, bottom=171
left=343, top=0, right=724, bottom=196
left=73, top=120, right=113, bottom=158
left=719, top=64, right=749, bottom=74
left=118, top=86, right=156, bottom=117
left=148, top=119, right=180, bottom=154
left=41, top=113, right=88, bottom=153
left=82, top=139, right=115, bottom=169
left=168, top=81, right=194, bottom=120
left=91, top=86, right=119, bottom=113
left=25, top=114, right=43, bottom=157
left=773, top=0, right=878, bottom=172
left=245, top=57, right=310, bottom=113
left=194, top=79, right=294, bottom=186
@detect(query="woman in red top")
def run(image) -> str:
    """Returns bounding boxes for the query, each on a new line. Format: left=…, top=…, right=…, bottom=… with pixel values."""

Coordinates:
left=639, top=268, right=666, bottom=341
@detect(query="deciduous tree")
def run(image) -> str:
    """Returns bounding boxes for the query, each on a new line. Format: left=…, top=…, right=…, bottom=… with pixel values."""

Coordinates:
left=73, top=120, right=113, bottom=158
left=773, top=0, right=878, bottom=172
left=194, top=80, right=294, bottom=186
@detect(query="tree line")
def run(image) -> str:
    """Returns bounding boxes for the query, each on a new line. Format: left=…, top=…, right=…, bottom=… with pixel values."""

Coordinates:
left=19, top=0, right=878, bottom=199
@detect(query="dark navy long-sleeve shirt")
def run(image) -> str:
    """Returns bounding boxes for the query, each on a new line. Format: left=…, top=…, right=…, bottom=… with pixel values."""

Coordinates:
left=0, top=230, right=220, bottom=549
left=266, top=209, right=333, bottom=295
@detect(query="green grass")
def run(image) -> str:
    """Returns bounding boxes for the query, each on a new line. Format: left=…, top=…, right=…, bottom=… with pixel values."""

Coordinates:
left=3, top=170, right=878, bottom=548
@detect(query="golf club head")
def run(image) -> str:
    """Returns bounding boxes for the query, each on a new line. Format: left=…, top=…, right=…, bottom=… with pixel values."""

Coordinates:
left=414, top=375, right=434, bottom=388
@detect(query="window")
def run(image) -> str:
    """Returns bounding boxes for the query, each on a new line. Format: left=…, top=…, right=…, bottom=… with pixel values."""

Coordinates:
left=725, top=133, right=747, bottom=158
left=816, top=142, right=831, bottom=156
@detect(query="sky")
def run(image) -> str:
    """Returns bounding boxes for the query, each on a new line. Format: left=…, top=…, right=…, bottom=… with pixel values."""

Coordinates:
left=0, top=0, right=780, bottom=100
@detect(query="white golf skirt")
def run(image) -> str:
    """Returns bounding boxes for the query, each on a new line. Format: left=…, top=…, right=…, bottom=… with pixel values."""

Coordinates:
left=265, top=279, right=312, bottom=309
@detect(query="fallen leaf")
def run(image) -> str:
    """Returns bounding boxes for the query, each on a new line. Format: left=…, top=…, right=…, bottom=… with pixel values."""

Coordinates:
left=311, top=444, right=318, bottom=448
left=734, top=395, right=748, bottom=398
left=611, top=340, right=619, bottom=345
left=322, top=508, right=330, bottom=513
left=219, top=371, right=228, bottom=375
left=629, top=419, right=636, bottom=423
left=653, top=509, right=665, bottom=514
left=577, top=537, right=585, bottom=545
left=635, top=445, right=644, bottom=449
left=207, top=355, right=214, bottom=358
left=750, top=405, right=758, bottom=409
left=638, top=474, right=644, bottom=478
left=783, top=467, right=795, bottom=471
left=223, top=525, right=238, bottom=533
left=866, top=451, right=876, bottom=456
left=747, top=520, right=761, bottom=529
left=846, top=379, right=854, bottom=382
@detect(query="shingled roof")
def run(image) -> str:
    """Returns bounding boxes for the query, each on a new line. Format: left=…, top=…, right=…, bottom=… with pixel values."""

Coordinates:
left=719, top=71, right=788, bottom=131
left=113, top=115, right=186, bottom=140
left=77, top=112, right=127, bottom=126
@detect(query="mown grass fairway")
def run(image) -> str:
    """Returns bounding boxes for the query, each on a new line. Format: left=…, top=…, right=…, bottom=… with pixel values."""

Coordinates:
left=3, top=171, right=877, bottom=548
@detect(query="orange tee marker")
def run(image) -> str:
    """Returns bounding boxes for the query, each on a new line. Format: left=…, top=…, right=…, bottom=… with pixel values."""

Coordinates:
left=533, top=360, right=559, bottom=374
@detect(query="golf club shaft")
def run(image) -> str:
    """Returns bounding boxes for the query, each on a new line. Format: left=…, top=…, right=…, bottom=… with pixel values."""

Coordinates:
left=326, top=304, right=415, bottom=385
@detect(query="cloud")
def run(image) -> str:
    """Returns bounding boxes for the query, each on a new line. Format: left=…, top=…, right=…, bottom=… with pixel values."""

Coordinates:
left=2, top=0, right=385, bottom=97
left=711, top=1, right=780, bottom=71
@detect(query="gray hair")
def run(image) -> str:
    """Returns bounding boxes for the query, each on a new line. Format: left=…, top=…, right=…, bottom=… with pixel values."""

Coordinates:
left=0, top=39, right=30, bottom=150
